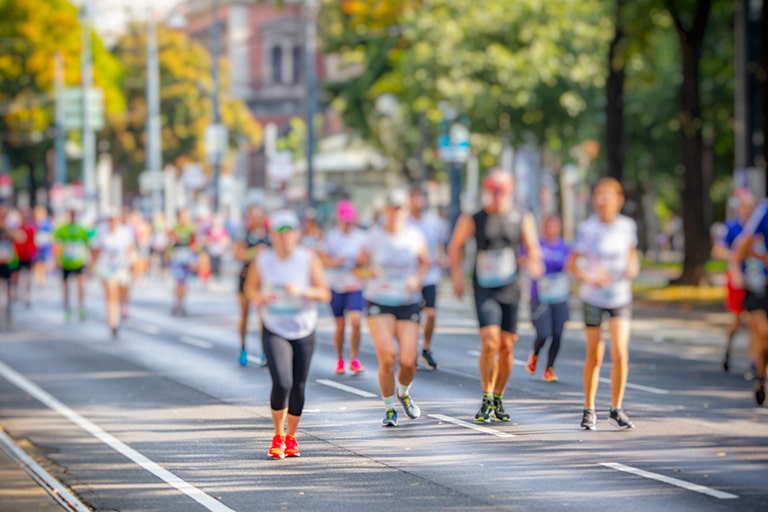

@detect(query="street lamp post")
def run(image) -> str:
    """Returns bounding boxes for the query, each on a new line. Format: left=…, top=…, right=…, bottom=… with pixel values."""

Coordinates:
left=304, top=0, right=318, bottom=208
left=210, top=0, right=222, bottom=212
left=146, top=10, right=163, bottom=216
left=80, top=0, right=96, bottom=217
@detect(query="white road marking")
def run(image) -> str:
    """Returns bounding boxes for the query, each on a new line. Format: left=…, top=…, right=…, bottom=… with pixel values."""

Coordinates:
left=467, top=349, right=480, bottom=357
left=0, top=429, right=91, bottom=512
left=179, top=336, right=214, bottom=349
left=429, top=414, right=514, bottom=438
left=316, top=379, right=378, bottom=398
left=0, top=360, right=237, bottom=512
left=599, top=377, right=669, bottom=395
left=137, top=325, right=161, bottom=335
left=600, top=462, right=738, bottom=500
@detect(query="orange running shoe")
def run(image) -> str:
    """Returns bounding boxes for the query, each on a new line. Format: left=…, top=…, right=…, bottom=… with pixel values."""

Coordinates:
left=525, top=353, right=537, bottom=375
left=284, top=435, right=301, bottom=457
left=335, top=359, right=345, bottom=375
left=543, top=367, right=559, bottom=383
left=350, top=359, right=365, bottom=374
left=268, top=434, right=285, bottom=459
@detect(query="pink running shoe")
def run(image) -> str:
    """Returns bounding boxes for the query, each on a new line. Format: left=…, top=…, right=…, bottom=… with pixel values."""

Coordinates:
left=335, top=359, right=345, bottom=375
left=350, top=359, right=365, bottom=374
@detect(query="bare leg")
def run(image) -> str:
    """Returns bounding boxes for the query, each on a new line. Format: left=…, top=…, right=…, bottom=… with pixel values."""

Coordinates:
left=583, top=326, right=605, bottom=410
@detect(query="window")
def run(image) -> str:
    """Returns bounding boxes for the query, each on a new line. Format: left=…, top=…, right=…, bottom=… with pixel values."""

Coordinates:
left=292, top=46, right=303, bottom=84
left=271, top=45, right=283, bottom=84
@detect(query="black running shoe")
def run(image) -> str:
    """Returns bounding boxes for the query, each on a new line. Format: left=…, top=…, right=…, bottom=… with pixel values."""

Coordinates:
left=475, top=399, right=493, bottom=423
left=420, top=349, right=437, bottom=371
left=382, top=408, right=398, bottom=427
left=492, top=397, right=511, bottom=422
left=722, top=350, right=730, bottom=373
left=580, top=408, right=597, bottom=431
left=755, top=380, right=766, bottom=406
left=609, top=408, right=635, bottom=429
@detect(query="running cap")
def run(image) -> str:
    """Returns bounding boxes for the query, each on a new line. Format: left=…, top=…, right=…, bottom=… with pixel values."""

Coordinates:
left=336, top=200, right=357, bottom=223
left=385, top=188, right=408, bottom=208
left=482, top=169, right=514, bottom=192
left=269, top=209, right=300, bottom=233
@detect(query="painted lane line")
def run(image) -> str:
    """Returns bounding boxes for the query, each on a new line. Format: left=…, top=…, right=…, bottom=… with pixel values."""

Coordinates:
left=316, top=379, right=378, bottom=398
left=0, top=429, right=91, bottom=512
left=179, top=336, right=214, bottom=349
left=599, top=378, right=669, bottom=395
left=600, top=462, right=738, bottom=500
left=429, top=414, right=514, bottom=438
left=0, top=360, right=237, bottom=512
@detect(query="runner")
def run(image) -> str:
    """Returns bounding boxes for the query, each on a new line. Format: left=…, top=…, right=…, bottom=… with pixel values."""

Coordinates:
left=11, top=209, right=37, bottom=308
left=33, top=206, right=53, bottom=284
left=168, top=208, right=197, bottom=316
left=407, top=186, right=448, bottom=371
left=117, top=208, right=138, bottom=320
left=448, top=169, right=543, bottom=423
left=711, top=189, right=755, bottom=372
left=0, top=204, right=22, bottom=327
left=234, top=203, right=270, bottom=366
left=357, top=189, right=429, bottom=427
left=93, top=211, right=136, bottom=338
left=300, top=208, right=324, bottom=251
left=244, top=209, right=330, bottom=458
left=525, top=215, right=571, bottom=383
left=149, top=212, right=170, bottom=278
left=566, top=177, right=640, bottom=430
left=732, top=197, right=768, bottom=406
left=53, top=207, right=91, bottom=322
left=321, top=200, right=367, bottom=375
left=205, top=213, right=231, bottom=283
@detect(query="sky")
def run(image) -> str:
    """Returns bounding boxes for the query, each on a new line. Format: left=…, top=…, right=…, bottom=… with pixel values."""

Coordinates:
left=71, top=0, right=182, bottom=40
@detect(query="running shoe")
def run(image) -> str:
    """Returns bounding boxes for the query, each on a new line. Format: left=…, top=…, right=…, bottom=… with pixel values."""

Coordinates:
left=492, top=397, right=511, bottom=422
left=722, top=349, right=730, bottom=373
left=111, top=326, right=118, bottom=339
left=350, top=359, right=365, bottom=374
left=420, top=349, right=438, bottom=371
left=755, top=380, right=766, bottom=406
left=259, top=352, right=268, bottom=367
left=268, top=434, right=286, bottom=459
left=239, top=348, right=248, bottom=367
left=78, top=308, right=86, bottom=321
left=382, top=408, right=398, bottom=427
left=525, top=353, right=537, bottom=375
left=580, top=408, right=597, bottom=431
left=609, top=408, right=635, bottom=429
left=745, top=363, right=757, bottom=381
left=64, top=310, right=72, bottom=323
left=475, top=398, right=493, bottom=423
left=398, top=393, right=421, bottom=419
left=284, top=435, right=300, bottom=457
left=335, top=359, right=345, bottom=375
left=543, top=367, right=559, bottom=383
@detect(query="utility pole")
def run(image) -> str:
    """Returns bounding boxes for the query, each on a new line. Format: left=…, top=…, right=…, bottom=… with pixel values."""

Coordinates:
left=54, top=52, right=66, bottom=185
left=146, top=9, right=163, bottom=215
left=80, top=0, right=96, bottom=217
left=304, top=0, right=318, bottom=208
left=210, top=0, right=222, bottom=212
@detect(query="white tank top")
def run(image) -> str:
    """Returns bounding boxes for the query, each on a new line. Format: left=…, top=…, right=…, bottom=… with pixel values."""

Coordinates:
left=256, top=246, right=318, bottom=339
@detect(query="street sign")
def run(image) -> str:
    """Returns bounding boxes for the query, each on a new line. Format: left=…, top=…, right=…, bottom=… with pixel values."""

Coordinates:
left=139, top=170, right=165, bottom=192
left=438, top=118, right=470, bottom=163
left=205, top=124, right=228, bottom=165
left=59, top=87, right=105, bottom=131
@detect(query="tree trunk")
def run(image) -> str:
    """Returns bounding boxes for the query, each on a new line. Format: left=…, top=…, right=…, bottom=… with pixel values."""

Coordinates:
left=667, top=0, right=712, bottom=286
left=606, top=0, right=626, bottom=181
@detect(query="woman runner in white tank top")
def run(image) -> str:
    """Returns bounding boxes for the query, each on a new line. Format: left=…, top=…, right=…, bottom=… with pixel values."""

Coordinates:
left=244, top=210, right=330, bottom=459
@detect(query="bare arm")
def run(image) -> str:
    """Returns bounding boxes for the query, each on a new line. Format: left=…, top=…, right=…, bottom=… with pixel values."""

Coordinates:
left=520, top=213, right=544, bottom=279
left=304, top=252, right=331, bottom=302
left=448, top=214, right=475, bottom=297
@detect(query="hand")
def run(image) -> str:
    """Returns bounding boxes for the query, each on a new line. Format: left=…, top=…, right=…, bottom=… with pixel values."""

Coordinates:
left=591, top=273, right=613, bottom=288
left=283, top=283, right=304, bottom=298
left=406, top=275, right=422, bottom=293
left=527, top=259, right=545, bottom=280
left=730, top=269, right=745, bottom=290
left=452, top=272, right=465, bottom=298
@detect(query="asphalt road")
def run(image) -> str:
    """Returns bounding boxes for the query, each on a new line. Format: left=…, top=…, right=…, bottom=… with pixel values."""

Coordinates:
left=0, top=273, right=766, bottom=512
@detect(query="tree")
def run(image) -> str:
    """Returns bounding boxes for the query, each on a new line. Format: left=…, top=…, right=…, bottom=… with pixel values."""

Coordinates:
left=664, top=0, right=714, bottom=285
left=606, top=0, right=627, bottom=181
left=104, top=24, right=262, bottom=196
left=0, top=0, right=123, bottom=196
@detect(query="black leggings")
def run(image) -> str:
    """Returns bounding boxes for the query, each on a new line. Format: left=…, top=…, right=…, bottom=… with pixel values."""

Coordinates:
left=530, top=301, right=569, bottom=369
left=262, top=326, right=316, bottom=416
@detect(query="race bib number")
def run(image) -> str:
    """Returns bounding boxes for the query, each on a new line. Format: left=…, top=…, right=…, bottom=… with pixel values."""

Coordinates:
left=476, top=248, right=517, bottom=288
left=62, top=242, right=87, bottom=262
left=367, top=277, right=411, bottom=306
left=172, top=247, right=194, bottom=266
left=35, top=232, right=52, bottom=247
left=265, top=287, right=303, bottom=315
left=537, top=272, right=570, bottom=304
left=745, top=258, right=766, bottom=295
left=0, top=241, right=13, bottom=264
